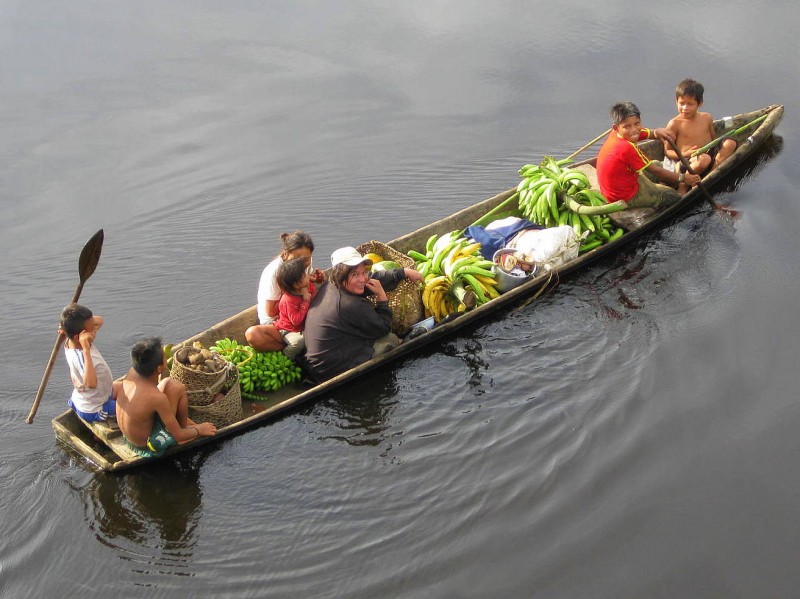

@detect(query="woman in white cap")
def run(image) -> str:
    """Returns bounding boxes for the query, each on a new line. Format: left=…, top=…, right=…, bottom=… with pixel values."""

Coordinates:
left=303, top=246, right=423, bottom=381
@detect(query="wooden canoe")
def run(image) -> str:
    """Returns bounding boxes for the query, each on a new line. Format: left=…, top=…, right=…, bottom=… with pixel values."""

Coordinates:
left=52, top=104, right=784, bottom=471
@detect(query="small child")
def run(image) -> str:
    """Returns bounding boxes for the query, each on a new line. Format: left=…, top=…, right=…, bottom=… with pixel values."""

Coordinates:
left=664, top=78, right=737, bottom=176
left=59, top=303, right=119, bottom=423
left=273, top=257, right=317, bottom=359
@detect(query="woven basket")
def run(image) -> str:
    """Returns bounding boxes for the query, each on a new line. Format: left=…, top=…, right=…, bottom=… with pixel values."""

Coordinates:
left=357, top=240, right=415, bottom=269
left=188, top=376, right=243, bottom=429
left=356, top=240, right=423, bottom=336
left=170, top=352, right=232, bottom=406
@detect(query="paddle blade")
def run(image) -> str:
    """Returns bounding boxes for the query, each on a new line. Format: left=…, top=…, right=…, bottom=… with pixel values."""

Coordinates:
left=78, top=229, right=104, bottom=284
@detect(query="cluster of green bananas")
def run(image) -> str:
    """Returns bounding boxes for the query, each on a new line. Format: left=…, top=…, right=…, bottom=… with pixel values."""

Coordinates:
left=565, top=190, right=625, bottom=253
left=514, top=156, right=627, bottom=253
left=210, top=338, right=302, bottom=400
left=209, top=338, right=252, bottom=364
left=516, top=156, right=592, bottom=227
left=409, top=231, right=501, bottom=321
left=408, top=231, right=478, bottom=278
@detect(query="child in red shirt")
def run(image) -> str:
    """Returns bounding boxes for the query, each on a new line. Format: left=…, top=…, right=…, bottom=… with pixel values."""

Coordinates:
left=273, top=257, right=318, bottom=359
left=596, top=101, right=699, bottom=208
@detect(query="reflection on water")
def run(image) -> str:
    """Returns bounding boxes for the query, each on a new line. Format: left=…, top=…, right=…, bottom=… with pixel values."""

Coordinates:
left=714, top=134, right=784, bottom=194
left=311, top=336, right=493, bottom=448
left=312, top=369, right=400, bottom=447
left=440, top=338, right=489, bottom=390
left=75, top=455, right=207, bottom=574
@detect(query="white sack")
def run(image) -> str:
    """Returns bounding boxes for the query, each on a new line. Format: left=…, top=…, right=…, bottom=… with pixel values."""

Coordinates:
left=505, top=225, right=580, bottom=268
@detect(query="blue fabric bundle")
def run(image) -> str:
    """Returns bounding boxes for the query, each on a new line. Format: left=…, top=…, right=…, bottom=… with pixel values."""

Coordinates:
left=465, top=218, right=543, bottom=259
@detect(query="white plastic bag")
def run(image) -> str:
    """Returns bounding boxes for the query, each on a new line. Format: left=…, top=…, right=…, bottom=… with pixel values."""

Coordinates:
left=505, top=225, right=580, bottom=268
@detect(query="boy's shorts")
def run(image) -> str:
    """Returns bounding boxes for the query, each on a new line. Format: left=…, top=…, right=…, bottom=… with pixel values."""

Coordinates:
left=68, top=395, right=116, bottom=423
left=630, top=174, right=681, bottom=210
left=126, top=417, right=177, bottom=458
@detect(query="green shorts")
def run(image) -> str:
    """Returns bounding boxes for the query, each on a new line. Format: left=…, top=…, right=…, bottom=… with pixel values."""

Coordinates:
left=126, top=417, right=177, bottom=458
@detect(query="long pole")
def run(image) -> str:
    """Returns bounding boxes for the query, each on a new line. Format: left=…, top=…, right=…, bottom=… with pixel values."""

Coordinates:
left=462, top=129, right=615, bottom=232
left=690, top=114, right=767, bottom=157
left=564, top=128, right=611, bottom=161
left=26, top=229, right=105, bottom=423
left=665, top=139, right=738, bottom=217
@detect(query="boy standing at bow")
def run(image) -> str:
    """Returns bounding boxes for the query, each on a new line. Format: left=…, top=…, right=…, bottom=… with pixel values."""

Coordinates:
left=664, top=78, right=737, bottom=175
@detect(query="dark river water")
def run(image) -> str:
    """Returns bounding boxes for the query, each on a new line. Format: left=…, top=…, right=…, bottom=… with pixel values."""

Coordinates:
left=2, top=1, right=798, bottom=597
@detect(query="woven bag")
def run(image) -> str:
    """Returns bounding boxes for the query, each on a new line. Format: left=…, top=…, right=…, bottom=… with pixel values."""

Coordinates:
left=356, top=240, right=423, bottom=336
left=188, top=369, right=243, bottom=428
left=170, top=352, right=231, bottom=406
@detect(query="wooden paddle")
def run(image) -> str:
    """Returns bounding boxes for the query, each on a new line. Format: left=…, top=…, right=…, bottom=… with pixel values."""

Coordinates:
left=26, top=229, right=105, bottom=424
left=690, top=113, right=767, bottom=158
left=664, top=137, right=739, bottom=217
left=564, top=128, right=611, bottom=161
left=462, top=129, right=615, bottom=233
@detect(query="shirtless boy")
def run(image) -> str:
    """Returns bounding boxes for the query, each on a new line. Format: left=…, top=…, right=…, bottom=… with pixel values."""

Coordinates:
left=664, top=78, right=736, bottom=175
left=116, top=337, right=216, bottom=457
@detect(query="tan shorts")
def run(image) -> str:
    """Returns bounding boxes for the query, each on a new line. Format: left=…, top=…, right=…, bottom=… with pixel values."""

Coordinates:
left=629, top=173, right=681, bottom=209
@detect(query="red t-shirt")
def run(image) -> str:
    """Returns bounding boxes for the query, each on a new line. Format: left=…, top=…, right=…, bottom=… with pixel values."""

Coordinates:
left=274, top=282, right=316, bottom=333
left=596, top=129, right=652, bottom=201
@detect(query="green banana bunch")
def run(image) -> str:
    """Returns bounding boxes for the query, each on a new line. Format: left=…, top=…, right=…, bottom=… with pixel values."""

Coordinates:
left=516, top=156, right=594, bottom=228
left=210, top=338, right=252, bottom=364
left=211, top=339, right=303, bottom=400
left=564, top=190, right=625, bottom=253
left=515, top=156, right=628, bottom=252
left=408, top=230, right=466, bottom=278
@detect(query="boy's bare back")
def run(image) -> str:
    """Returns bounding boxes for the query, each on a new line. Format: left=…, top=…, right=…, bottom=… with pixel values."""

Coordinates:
left=116, top=370, right=170, bottom=447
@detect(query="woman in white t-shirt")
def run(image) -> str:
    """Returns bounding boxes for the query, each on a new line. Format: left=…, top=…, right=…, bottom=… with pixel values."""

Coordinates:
left=245, top=231, right=323, bottom=352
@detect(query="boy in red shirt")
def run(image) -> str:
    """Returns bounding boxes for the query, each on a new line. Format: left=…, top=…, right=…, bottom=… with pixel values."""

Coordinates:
left=596, top=101, right=700, bottom=209
left=273, top=257, right=318, bottom=359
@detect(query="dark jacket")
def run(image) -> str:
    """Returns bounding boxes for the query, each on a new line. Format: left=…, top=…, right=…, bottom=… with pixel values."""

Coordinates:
left=303, top=268, right=405, bottom=381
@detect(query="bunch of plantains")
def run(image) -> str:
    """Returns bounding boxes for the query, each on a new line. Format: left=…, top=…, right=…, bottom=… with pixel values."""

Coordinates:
left=515, top=156, right=626, bottom=253
left=210, top=338, right=302, bottom=400
left=408, top=231, right=500, bottom=321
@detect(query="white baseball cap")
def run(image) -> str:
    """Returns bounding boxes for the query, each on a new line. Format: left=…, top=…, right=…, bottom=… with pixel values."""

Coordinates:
left=330, top=246, right=372, bottom=268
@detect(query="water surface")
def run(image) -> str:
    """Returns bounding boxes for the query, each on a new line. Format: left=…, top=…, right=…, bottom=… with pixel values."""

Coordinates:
left=1, top=1, right=799, bottom=597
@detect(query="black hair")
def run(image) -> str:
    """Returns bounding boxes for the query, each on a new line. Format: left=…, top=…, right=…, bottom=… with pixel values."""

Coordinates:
left=675, top=78, right=704, bottom=103
left=610, top=101, right=641, bottom=124
left=60, top=303, right=93, bottom=338
left=276, top=257, right=308, bottom=294
left=278, top=230, right=315, bottom=257
left=131, top=337, right=164, bottom=377
left=329, top=263, right=354, bottom=289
